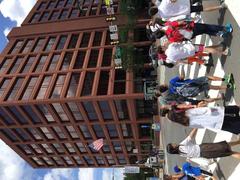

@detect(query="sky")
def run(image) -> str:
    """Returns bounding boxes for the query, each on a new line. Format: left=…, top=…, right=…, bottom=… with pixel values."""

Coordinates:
left=0, top=0, right=124, bottom=179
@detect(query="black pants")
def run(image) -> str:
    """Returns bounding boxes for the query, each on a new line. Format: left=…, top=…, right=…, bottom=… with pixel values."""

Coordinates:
left=192, top=23, right=225, bottom=38
left=222, top=106, right=240, bottom=134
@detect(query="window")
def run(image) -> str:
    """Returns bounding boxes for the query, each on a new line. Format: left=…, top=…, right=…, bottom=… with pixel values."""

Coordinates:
left=28, top=128, right=42, bottom=140
left=51, top=75, right=66, bottom=98
left=52, top=103, right=69, bottom=121
left=30, top=144, right=43, bottom=154
left=66, top=125, right=79, bottom=138
left=21, top=56, right=36, bottom=73
left=47, top=1, right=56, bottom=9
left=53, top=126, right=66, bottom=139
left=64, top=143, right=76, bottom=153
left=67, top=102, right=83, bottom=121
left=89, top=6, right=97, bottom=15
left=134, top=27, right=149, bottom=42
left=102, top=49, right=112, bottom=66
left=52, top=143, right=64, bottom=153
left=76, top=142, right=87, bottom=152
left=100, top=5, right=107, bottom=14
left=9, top=57, right=23, bottom=74
left=38, top=2, right=47, bottom=10
left=121, top=124, right=133, bottom=137
left=81, top=72, right=95, bottom=96
left=95, top=156, right=105, bottom=165
left=61, top=52, right=73, bottom=70
left=102, top=144, right=110, bottom=152
left=67, top=73, right=80, bottom=97
left=40, top=127, right=54, bottom=139
left=118, top=155, right=126, bottom=164
left=106, top=124, right=118, bottom=138
left=114, top=100, right=129, bottom=120
left=47, top=54, right=60, bottom=71
left=80, top=7, right=88, bottom=16
left=22, top=105, right=41, bottom=123
left=0, top=129, right=18, bottom=142
left=59, top=9, right=69, bottom=20
left=87, top=50, right=99, bottom=68
left=113, top=141, right=122, bottom=152
left=56, top=35, right=67, bottom=50
left=56, top=0, right=64, bottom=8
left=42, top=157, right=54, bottom=165
left=0, top=58, right=11, bottom=73
left=138, top=123, right=151, bottom=138
left=105, top=31, right=111, bottom=45
left=34, top=55, right=48, bottom=72
left=93, top=32, right=102, bottom=46
left=83, top=156, right=94, bottom=165
left=140, top=141, right=152, bottom=151
left=32, top=38, right=45, bottom=52
left=63, top=156, right=74, bottom=165
left=44, top=37, right=56, bottom=51
left=106, top=155, right=115, bottom=165
left=73, top=156, right=83, bottom=165
left=98, top=101, right=112, bottom=120
left=36, top=76, right=52, bottom=99
left=66, top=0, right=73, bottom=7
left=114, top=69, right=126, bottom=94
left=6, top=78, right=24, bottom=100
left=53, top=157, right=64, bottom=165
left=70, top=8, right=79, bottom=18
left=9, top=40, right=24, bottom=54
left=38, top=105, right=55, bottom=122
left=40, top=12, right=50, bottom=22
left=125, top=141, right=135, bottom=152
left=68, top=34, right=79, bottom=49
left=97, top=71, right=109, bottom=95
left=73, top=51, right=86, bottom=69
left=136, top=100, right=153, bottom=118
left=82, top=101, right=97, bottom=120
left=50, top=11, right=60, bottom=20
left=32, top=157, right=44, bottom=165
left=80, top=33, right=90, bottom=47
left=8, top=106, right=28, bottom=124
left=21, top=39, right=34, bottom=53
left=0, top=78, right=11, bottom=98
left=92, top=124, right=104, bottom=138
left=79, top=125, right=92, bottom=139
left=18, top=144, right=32, bottom=154
left=30, top=13, right=40, bottom=23
left=22, top=77, right=38, bottom=100
left=14, top=128, right=30, bottom=141
left=0, top=107, right=15, bottom=125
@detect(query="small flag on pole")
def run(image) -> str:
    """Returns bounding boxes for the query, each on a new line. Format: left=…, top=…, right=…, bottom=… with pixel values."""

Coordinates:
left=88, top=138, right=104, bottom=151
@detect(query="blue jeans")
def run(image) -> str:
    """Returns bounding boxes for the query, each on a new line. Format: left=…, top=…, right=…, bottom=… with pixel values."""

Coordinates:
left=192, top=23, right=225, bottom=38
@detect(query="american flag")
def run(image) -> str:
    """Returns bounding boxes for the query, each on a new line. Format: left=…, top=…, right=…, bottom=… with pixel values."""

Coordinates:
left=88, top=138, right=104, bottom=151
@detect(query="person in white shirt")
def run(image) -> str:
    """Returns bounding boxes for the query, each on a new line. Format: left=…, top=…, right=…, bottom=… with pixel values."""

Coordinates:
left=166, top=105, right=240, bottom=134
left=158, top=37, right=230, bottom=64
left=149, top=0, right=226, bottom=21
left=167, top=129, right=240, bottom=159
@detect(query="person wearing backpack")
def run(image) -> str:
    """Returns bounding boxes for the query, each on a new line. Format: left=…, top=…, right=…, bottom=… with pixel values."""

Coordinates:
left=159, top=74, right=234, bottom=98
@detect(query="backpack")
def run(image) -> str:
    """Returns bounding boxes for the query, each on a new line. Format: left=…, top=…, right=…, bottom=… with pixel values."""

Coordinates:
left=176, top=83, right=201, bottom=97
left=146, top=28, right=164, bottom=41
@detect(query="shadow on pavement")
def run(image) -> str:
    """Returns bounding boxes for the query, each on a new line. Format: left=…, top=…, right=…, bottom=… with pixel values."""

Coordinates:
left=220, top=34, right=233, bottom=67
left=218, top=8, right=227, bottom=25
left=214, top=161, right=227, bottom=180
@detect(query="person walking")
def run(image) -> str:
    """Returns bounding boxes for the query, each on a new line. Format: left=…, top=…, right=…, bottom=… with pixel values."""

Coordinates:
left=167, top=128, right=240, bottom=159
left=149, top=0, right=226, bottom=21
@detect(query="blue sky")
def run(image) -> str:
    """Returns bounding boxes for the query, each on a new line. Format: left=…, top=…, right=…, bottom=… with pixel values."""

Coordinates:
left=0, top=0, right=123, bottom=179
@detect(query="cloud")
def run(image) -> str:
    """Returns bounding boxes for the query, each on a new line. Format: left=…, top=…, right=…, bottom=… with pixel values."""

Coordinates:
left=3, top=27, right=11, bottom=37
left=78, top=168, right=95, bottom=180
left=0, top=0, right=36, bottom=26
left=0, top=140, right=35, bottom=180
left=102, top=169, right=112, bottom=180
left=102, top=168, right=124, bottom=180
left=43, top=169, right=74, bottom=180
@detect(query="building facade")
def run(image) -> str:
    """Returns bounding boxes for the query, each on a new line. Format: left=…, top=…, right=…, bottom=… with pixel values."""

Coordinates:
left=0, top=0, right=154, bottom=168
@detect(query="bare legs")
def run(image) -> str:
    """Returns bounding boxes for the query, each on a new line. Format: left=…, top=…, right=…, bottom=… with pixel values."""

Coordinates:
left=207, top=75, right=228, bottom=90
left=203, top=2, right=225, bottom=12
left=204, top=44, right=228, bottom=56
left=229, top=140, right=240, bottom=159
